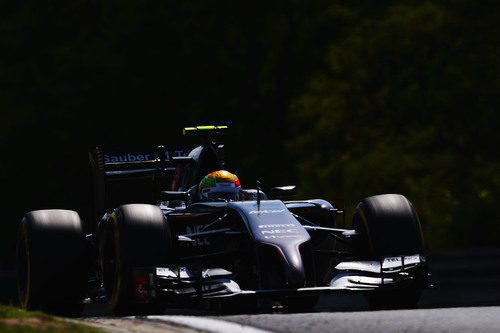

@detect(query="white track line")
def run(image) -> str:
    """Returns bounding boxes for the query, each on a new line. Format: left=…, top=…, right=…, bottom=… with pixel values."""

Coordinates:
left=147, top=315, right=273, bottom=333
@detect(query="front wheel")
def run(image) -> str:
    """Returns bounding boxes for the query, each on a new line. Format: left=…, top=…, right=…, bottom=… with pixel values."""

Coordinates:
left=352, top=194, right=426, bottom=310
left=99, top=204, right=171, bottom=315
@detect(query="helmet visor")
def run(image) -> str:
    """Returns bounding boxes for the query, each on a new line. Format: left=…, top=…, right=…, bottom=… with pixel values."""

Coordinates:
left=206, top=190, right=240, bottom=201
left=201, top=184, right=241, bottom=201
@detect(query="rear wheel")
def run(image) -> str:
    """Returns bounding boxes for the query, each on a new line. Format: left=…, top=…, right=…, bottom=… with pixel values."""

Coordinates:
left=352, top=194, right=426, bottom=310
left=17, top=210, right=88, bottom=316
left=99, top=204, right=171, bottom=315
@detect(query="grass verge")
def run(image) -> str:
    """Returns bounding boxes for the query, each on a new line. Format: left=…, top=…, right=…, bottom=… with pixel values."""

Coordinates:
left=0, top=304, right=102, bottom=333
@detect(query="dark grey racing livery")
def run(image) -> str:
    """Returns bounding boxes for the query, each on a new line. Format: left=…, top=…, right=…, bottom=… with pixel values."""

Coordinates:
left=16, top=126, right=429, bottom=316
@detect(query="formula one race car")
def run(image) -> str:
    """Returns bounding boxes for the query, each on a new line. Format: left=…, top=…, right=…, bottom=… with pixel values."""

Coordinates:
left=17, top=126, right=429, bottom=316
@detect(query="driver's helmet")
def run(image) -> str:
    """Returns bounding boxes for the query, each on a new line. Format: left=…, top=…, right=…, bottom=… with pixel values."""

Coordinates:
left=198, top=170, right=241, bottom=201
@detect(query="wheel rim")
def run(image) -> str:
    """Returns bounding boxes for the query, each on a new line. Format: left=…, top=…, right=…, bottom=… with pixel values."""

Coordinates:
left=102, top=227, right=117, bottom=301
left=101, top=215, right=123, bottom=310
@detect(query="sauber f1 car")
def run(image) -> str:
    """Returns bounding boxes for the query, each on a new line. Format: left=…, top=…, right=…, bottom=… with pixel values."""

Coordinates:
left=17, top=126, right=429, bottom=315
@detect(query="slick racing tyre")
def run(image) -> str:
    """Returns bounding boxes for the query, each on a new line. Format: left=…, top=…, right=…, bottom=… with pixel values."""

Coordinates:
left=17, top=210, right=88, bottom=316
left=99, top=204, right=172, bottom=315
left=352, top=194, right=425, bottom=310
left=353, top=194, right=424, bottom=258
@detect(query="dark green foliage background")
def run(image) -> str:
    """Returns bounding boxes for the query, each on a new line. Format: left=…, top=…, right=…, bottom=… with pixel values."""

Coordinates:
left=1, top=1, right=498, bottom=268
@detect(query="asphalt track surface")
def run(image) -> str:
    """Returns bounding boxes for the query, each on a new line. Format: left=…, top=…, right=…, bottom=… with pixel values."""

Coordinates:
left=220, top=306, right=500, bottom=333
left=81, top=250, right=500, bottom=333
left=83, top=298, right=500, bottom=333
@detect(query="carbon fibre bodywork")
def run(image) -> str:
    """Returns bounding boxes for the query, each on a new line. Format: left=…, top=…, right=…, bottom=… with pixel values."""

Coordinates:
left=16, top=126, right=429, bottom=315
left=87, top=127, right=429, bottom=309
left=124, top=199, right=428, bottom=304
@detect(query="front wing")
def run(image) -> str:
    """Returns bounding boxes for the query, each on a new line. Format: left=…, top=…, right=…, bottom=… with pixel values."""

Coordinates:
left=132, top=255, right=429, bottom=303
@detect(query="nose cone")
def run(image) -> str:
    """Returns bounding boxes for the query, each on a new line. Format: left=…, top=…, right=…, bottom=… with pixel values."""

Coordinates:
left=278, top=245, right=307, bottom=287
left=228, top=200, right=312, bottom=288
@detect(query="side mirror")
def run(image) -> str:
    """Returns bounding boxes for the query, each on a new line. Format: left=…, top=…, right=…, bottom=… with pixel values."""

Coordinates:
left=270, top=185, right=296, bottom=199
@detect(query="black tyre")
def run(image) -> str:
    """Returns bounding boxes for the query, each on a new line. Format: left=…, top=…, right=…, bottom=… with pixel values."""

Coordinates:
left=352, top=194, right=425, bottom=309
left=17, top=210, right=88, bottom=316
left=99, top=204, right=171, bottom=315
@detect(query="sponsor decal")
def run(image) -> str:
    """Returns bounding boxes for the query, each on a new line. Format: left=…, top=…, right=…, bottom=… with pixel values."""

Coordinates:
left=104, top=153, right=152, bottom=163
left=248, top=209, right=286, bottom=214
left=260, top=229, right=299, bottom=234
left=263, top=235, right=301, bottom=239
left=258, top=224, right=301, bottom=239
left=382, top=255, right=421, bottom=267
left=258, top=224, right=295, bottom=228
left=384, top=257, right=402, bottom=263
left=103, top=150, right=187, bottom=163
left=134, top=276, right=150, bottom=300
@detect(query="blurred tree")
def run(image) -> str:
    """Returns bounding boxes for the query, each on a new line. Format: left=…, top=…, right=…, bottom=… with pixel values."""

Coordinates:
left=0, top=0, right=344, bottom=267
left=288, top=1, right=500, bottom=249
left=0, top=0, right=498, bottom=269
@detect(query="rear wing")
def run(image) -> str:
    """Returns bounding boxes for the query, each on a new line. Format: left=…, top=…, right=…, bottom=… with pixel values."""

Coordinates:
left=89, top=145, right=196, bottom=224
left=90, top=145, right=194, bottom=178
left=89, top=125, right=229, bottom=226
